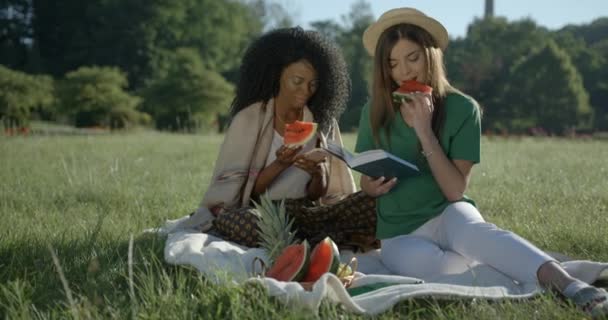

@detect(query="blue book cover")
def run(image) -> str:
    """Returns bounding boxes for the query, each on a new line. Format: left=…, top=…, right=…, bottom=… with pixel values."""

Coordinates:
left=323, top=142, right=420, bottom=179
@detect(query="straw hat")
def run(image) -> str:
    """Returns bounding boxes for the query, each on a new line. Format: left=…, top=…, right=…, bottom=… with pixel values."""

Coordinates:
left=362, top=7, right=448, bottom=56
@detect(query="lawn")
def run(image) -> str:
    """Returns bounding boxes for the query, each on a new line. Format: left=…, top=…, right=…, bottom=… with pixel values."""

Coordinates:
left=1, top=132, right=607, bottom=319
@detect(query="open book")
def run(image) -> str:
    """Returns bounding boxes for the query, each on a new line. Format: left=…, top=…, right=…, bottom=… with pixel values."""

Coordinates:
left=322, top=142, right=420, bottom=179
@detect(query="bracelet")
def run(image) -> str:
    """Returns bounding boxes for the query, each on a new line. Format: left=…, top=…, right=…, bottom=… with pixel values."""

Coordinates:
left=421, top=138, right=439, bottom=158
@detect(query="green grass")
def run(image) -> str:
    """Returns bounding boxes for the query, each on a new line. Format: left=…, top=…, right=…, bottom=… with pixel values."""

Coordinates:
left=1, top=133, right=607, bottom=319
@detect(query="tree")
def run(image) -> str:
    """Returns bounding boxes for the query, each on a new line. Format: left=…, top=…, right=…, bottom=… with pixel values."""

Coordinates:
left=141, top=48, right=234, bottom=131
left=31, top=0, right=264, bottom=88
left=338, top=1, right=374, bottom=131
left=0, top=65, right=54, bottom=129
left=57, top=66, right=145, bottom=129
left=221, top=0, right=294, bottom=84
left=555, top=25, right=608, bottom=131
left=30, top=0, right=90, bottom=77
left=311, top=0, right=373, bottom=131
left=245, top=0, right=294, bottom=31
left=310, top=20, right=342, bottom=42
left=561, top=17, right=608, bottom=47
left=0, top=0, right=35, bottom=71
left=501, top=41, right=592, bottom=134
left=446, top=17, right=550, bottom=132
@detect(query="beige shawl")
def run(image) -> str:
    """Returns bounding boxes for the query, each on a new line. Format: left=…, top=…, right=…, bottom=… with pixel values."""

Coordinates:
left=174, top=99, right=356, bottom=232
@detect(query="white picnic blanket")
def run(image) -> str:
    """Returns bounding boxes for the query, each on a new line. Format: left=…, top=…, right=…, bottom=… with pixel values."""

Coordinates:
left=161, top=221, right=608, bottom=315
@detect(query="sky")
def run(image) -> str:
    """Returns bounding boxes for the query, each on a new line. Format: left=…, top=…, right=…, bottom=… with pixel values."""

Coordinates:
left=282, top=0, right=608, bottom=39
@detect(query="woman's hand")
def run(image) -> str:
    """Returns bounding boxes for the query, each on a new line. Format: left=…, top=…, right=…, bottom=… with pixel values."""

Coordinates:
left=275, top=145, right=303, bottom=167
left=294, top=153, right=327, bottom=177
left=399, top=92, right=434, bottom=135
left=360, top=175, right=397, bottom=197
left=295, top=153, right=328, bottom=200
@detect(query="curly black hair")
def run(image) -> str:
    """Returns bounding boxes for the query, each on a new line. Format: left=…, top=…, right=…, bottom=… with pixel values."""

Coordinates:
left=229, top=27, right=351, bottom=133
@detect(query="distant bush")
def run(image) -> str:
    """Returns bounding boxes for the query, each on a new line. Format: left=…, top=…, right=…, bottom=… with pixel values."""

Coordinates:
left=58, top=66, right=149, bottom=129
left=141, top=48, right=234, bottom=132
left=0, top=66, right=54, bottom=129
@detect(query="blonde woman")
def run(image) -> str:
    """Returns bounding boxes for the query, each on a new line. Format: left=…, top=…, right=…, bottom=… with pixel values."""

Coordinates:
left=356, top=8, right=608, bottom=317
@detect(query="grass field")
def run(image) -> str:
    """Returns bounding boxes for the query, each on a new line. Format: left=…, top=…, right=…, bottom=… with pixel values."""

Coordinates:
left=1, top=132, right=607, bottom=319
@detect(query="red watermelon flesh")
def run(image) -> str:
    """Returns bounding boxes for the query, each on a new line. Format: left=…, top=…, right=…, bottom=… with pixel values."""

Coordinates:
left=265, top=240, right=310, bottom=282
left=284, top=121, right=318, bottom=147
left=301, top=237, right=340, bottom=283
left=392, top=80, right=433, bottom=105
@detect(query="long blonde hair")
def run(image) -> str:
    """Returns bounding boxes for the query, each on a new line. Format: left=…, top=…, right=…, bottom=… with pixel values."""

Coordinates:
left=370, top=23, right=453, bottom=147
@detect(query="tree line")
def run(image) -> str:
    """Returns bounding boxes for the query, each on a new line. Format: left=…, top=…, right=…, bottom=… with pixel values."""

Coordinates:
left=1, top=0, right=607, bottom=134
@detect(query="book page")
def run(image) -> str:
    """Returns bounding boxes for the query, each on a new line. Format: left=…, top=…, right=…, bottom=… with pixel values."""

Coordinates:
left=323, top=141, right=354, bottom=163
left=349, top=150, right=419, bottom=172
left=349, top=150, right=386, bottom=168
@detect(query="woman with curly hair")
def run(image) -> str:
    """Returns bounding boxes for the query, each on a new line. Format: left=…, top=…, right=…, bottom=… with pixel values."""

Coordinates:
left=175, top=27, right=379, bottom=251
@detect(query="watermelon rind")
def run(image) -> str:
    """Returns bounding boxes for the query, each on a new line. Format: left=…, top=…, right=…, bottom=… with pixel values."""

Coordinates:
left=265, top=240, right=310, bottom=282
left=302, top=237, right=341, bottom=282
left=392, top=92, right=413, bottom=105
left=327, top=238, right=340, bottom=274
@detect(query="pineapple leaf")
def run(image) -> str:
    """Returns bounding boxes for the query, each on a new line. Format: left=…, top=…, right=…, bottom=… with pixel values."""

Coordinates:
left=253, top=193, right=297, bottom=264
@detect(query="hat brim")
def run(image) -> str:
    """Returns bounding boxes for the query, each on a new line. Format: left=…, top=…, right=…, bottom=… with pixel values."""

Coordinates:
left=363, top=14, right=448, bottom=56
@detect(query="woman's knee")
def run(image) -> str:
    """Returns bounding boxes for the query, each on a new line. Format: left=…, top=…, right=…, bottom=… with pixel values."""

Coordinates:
left=442, top=202, right=485, bottom=224
left=380, top=236, right=448, bottom=278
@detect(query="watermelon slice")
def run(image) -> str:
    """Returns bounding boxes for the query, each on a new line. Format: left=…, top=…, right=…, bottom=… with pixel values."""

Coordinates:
left=301, top=237, right=340, bottom=282
left=265, top=240, right=310, bottom=282
left=284, top=121, right=318, bottom=147
left=392, top=80, right=433, bottom=106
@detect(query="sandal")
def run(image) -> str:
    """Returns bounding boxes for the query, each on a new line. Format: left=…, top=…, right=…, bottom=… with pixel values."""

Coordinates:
left=571, top=286, right=608, bottom=318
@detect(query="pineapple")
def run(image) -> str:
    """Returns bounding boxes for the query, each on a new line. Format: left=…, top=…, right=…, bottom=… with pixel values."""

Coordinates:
left=253, top=193, right=297, bottom=265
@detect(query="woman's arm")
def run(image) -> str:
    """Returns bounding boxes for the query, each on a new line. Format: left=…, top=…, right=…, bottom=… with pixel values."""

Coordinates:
left=305, top=161, right=328, bottom=201
left=417, top=132, right=473, bottom=201
left=294, top=154, right=328, bottom=201
left=402, top=94, right=474, bottom=201
left=252, top=145, right=302, bottom=197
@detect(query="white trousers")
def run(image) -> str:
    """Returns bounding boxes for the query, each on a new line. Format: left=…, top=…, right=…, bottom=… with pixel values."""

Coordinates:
left=380, top=202, right=554, bottom=284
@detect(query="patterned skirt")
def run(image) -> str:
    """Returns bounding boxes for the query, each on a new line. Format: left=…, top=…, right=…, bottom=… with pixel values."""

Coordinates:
left=211, top=191, right=379, bottom=252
